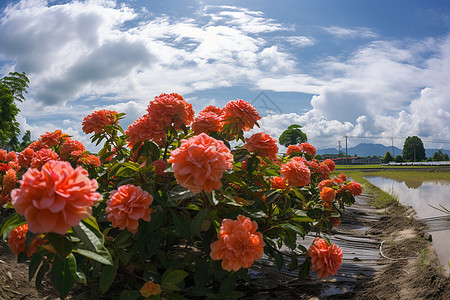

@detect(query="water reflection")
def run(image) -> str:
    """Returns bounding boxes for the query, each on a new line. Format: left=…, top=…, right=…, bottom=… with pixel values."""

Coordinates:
left=365, top=176, right=450, bottom=272
left=365, top=177, right=450, bottom=219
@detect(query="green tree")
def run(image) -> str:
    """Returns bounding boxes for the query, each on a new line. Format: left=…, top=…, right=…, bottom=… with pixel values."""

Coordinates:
left=0, top=71, right=30, bottom=103
left=444, top=153, right=449, bottom=161
left=0, top=72, right=29, bottom=148
left=431, top=149, right=445, bottom=161
left=279, top=124, right=307, bottom=147
left=395, top=155, right=404, bottom=163
left=19, top=130, right=32, bottom=150
left=0, top=85, right=20, bottom=148
left=402, top=136, right=426, bottom=162
left=382, top=151, right=394, bottom=163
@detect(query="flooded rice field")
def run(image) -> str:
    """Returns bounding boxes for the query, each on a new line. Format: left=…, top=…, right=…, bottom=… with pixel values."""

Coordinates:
left=365, top=176, right=450, bottom=272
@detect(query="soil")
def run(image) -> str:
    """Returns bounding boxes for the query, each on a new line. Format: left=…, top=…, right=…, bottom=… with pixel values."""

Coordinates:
left=1, top=192, right=450, bottom=299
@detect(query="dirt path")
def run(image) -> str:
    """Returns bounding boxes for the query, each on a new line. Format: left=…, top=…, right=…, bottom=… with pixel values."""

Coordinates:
left=1, top=192, right=449, bottom=299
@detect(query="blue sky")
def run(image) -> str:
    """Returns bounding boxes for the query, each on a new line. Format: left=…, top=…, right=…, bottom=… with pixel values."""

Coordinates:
left=1, top=0, right=449, bottom=153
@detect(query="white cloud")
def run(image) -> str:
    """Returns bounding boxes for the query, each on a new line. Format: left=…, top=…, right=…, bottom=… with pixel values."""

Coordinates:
left=285, top=36, right=315, bottom=47
left=322, top=25, right=378, bottom=39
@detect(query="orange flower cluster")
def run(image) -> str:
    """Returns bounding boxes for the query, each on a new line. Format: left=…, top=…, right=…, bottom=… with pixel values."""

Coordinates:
left=8, top=224, right=44, bottom=257
left=191, top=112, right=223, bottom=135
left=320, top=187, right=336, bottom=203
left=347, top=181, right=362, bottom=196
left=222, top=99, right=261, bottom=132
left=286, top=144, right=302, bottom=156
left=11, top=160, right=100, bottom=234
left=1, top=169, right=17, bottom=205
left=140, top=281, right=162, bottom=297
left=280, top=157, right=311, bottom=187
left=244, top=132, right=278, bottom=160
left=300, top=142, right=316, bottom=157
left=147, top=93, right=195, bottom=129
left=0, top=149, right=19, bottom=171
left=271, top=176, right=288, bottom=190
left=82, top=109, right=119, bottom=134
left=30, top=148, right=59, bottom=169
left=40, top=130, right=64, bottom=147
left=308, top=237, right=343, bottom=278
left=106, top=184, right=154, bottom=234
left=168, top=133, right=233, bottom=194
left=210, top=215, right=265, bottom=271
left=125, top=114, right=166, bottom=147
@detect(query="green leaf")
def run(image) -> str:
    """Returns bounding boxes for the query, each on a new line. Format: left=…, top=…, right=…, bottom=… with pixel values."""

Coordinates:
left=28, top=254, right=42, bottom=281
left=72, top=246, right=113, bottom=265
left=50, top=253, right=77, bottom=299
left=47, top=233, right=73, bottom=260
left=280, top=223, right=306, bottom=238
left=0, top=213, right=26, bottom=239
left=298, top=258, right=311, bottom=279
left=115, top=231, right=133, bottom=249
left=72, top=218, right=105, bottom=252
left=172, top=212, right=191, bottom=240
left=190, top=208, right=207, bottom=238
left=169, top=185, right=195, bottom=203
left=100, top=265, right=116, bottom=294
left=119, top=290, right=142, bottom=300
left=161, top=270, right=189, bottom=290
left=219, top=273, right=235, bottom=295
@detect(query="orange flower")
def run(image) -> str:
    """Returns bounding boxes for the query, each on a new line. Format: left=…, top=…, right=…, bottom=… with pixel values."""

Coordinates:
left=60, top=138, right=86, bottom=157
left=330, top=217, right=341, bottom=227
left=40, top=130, right=63, bottom=147
left=0, top=149, right=6, bottom=161
left=210, top=215, right=265, bottom=272
left=222, top=99, right=261, bottom=132
left=168, top=133, right=233, bottom=194
left=82, top=109, right=119, bottom=134
left=200, top=105, right=223, bottom=116
left=308, top=237, right=343, bottom=278
left=318, top=179, right=333, bottom=191
left=347, top=181, right=362, bottom=196
left=147, top=93, right=195, bottom=129
left=323, top=159, right=335, bottom=172
left=18, top=147, right=35, bottom=168
left=338, top=173, right=347, bottom=182
left=300, top=142, right=316, bottom=157
left=140, top=281, right=162, bottom=297
left=1, top=169, right=17, bottom=205
left=286, top=145, right=302, bottom=156
left=125, top=114, right=166, bottom=147
left=280, top=159, right=311, bottom=187
left=11, top=160, right=100, bottom=234
left=191, top=112, right=223, bottom=134
left=320, top=187, right=336, bottom=203
left=317, top=164, right=331, bottom=180
left=75, top=153, right=101, bottom=167
left=331, top=177, right=344, bottom=186
left=271, top=176, right=288, bottom=190
left=8, top=224, right=44, bottom=257
left=30, top=148, right=59, bottom=169
left=28, top=140, right=47, bottom=152
left=6, top=151, right=17, bottom=162
left=106, top=184, right=153, bottom=234
left=244, top=132, right=278, bottom=160
left=151, top=160, right=168, bottom=176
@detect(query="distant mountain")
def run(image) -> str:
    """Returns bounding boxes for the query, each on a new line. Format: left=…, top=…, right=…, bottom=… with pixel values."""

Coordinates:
left=317, top=143, right=450, bottom=158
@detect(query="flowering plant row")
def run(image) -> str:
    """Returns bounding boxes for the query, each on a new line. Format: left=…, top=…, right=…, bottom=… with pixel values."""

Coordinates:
left=0, top=94, right=362, bottom=299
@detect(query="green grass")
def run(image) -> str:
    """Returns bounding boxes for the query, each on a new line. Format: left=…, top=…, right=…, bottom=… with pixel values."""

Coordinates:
left=335, top=164, right=450, bottom=170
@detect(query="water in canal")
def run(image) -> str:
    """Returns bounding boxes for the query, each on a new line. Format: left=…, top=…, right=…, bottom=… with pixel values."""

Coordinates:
left=365, top=176, right=450, bottom=272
